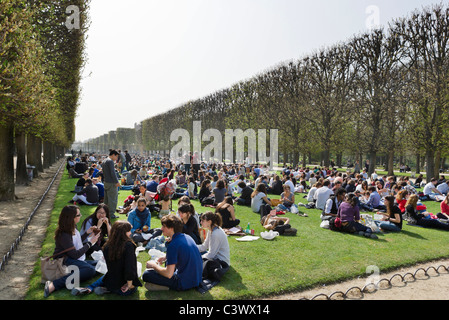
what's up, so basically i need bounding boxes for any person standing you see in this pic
[102,150,120,219]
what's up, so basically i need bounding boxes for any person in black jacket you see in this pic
[235,181,253,206]
[44,205,101,298]
[71,220,142,296]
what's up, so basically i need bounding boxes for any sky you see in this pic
[74,0,441,142]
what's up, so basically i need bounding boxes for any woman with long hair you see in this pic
[251,183,272,218]
[80,203,112,255]
[215,196,240,229]
[374,195,402,232]
[197,211,230,281]
[44,205,101,298]
[405,194,449,231]
[71,221,142,296]
[178,203,201,244]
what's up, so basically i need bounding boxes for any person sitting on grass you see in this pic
[178,203,201,245]
[278,185,299,213]
[337,193,378,239]
[439,194,449,220]
[374,195,402,232]
[235,181,253,206]
[127,198,158,244]
[197,211,231,281]
[70,178,99,206]
[44,205,101,298]
[422,178,444,201]
[80,203,112,256]
[251,183,272,219]
[215,196,240,229]
[142,215,203,291]
[71,221,142,296]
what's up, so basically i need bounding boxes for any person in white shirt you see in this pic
[307,182,321,203]
[283,176,295,195]
[423,178,443,200]
[314,180,334,210]
[197,211,230,281]
[437,181,449,195]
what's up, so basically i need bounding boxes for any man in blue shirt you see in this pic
[366,186,386,211]
[146,175,159,193]
[143,215,203,291]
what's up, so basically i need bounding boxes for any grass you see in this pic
[25,171,449,300]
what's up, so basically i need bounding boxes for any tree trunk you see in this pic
[43,140,52,169]
[27,135,42,178]
[369,151,377,176]
[388,149,394,176]
[425,149,435,183]
[434,150,441,179]
[0,124,16,201]
[15,131,28,185]
[416,153,420,174]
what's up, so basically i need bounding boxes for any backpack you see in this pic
[328,216,342,232]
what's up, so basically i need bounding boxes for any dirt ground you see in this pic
[1,162,449,301]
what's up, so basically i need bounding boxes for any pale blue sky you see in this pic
[75,0,440,142]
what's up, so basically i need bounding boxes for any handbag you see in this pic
[40,246,75,284]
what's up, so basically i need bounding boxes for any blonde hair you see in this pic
[405,194,418,209]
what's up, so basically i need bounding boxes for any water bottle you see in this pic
[245,222,251,234]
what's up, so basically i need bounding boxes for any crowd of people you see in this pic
[44,150,449,298]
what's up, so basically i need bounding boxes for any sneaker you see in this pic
[71,287,91,296]
[111,214,120,219]
[145,282,169,291]
[93,286,110,295]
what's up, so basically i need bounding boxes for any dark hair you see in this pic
[161,214,183,233]
[346,193,358,207]
[103,221,134,261]
[55,205,79,239]
[109,149,119,156]
[384,195,395,216]
[238,181,246,189]
[335,188,347,197]
[178,203,195,216]
[200,211,222,228]
[81,203,110,235]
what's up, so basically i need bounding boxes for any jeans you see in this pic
[53,258,97,291]
[374,220,401,232]
[87,275,138,296]
[142,269,182,290]
[342,221,372,234]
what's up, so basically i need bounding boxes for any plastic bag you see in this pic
[91,250,108,274]
[290,205,299,214]
[148,248,166,261]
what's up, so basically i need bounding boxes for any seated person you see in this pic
[142,215,203,291]
[422,178,443,201]
[71,178,99,205]
[235,181,253,206]
[197,211,231,281]
[127,198,159,243]
[215,196,240,229]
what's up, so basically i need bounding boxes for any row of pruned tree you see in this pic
[84,3,449,182]
[0,0,90,200]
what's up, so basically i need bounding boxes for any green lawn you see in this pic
[25,172,449,300]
